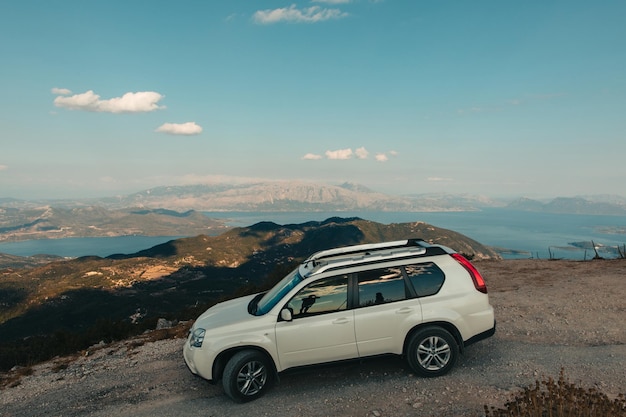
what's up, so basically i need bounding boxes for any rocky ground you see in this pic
[1,259,625,417]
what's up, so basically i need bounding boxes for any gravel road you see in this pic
[1,259,625,417]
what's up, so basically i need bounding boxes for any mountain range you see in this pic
[2,181,504,212]
[2,181,625,235]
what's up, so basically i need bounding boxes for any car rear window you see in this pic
[404,262,445,297]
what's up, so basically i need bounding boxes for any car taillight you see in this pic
[451,253,488,294]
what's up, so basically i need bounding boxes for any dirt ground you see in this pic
[1,259,625,417]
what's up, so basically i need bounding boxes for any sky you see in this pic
[1,0,625,200]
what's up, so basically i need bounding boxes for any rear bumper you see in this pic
[464,320,496,347]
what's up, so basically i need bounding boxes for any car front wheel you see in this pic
[407,326,459,377]
[222,350,273,402]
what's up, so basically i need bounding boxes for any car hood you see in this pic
[194,293,260,330]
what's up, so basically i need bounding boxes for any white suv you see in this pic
[183,239,495,402]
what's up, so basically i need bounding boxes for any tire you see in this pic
[222,350,273,403]
[406,326,459,377]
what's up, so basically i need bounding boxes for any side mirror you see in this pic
[280,308,293,322]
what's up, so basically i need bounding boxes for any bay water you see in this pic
[1,209,625,260]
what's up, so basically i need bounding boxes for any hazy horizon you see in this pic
[1,178,625,203]
[2,1,625,200]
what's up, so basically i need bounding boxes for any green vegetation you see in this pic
[485,369,626,417]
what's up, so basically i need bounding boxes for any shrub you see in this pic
[484,368,625,417]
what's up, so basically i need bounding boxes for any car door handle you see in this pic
[332,317,351,324]
[395,307,413,314]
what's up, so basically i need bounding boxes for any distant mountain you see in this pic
[506,197,546,212]
[3,181,625,216]
[0,253,63,269]
[0,206,226,242]
[92,181,503,212]
[0,217,498,370]
[507,196,626,215]
[99,182,415,211]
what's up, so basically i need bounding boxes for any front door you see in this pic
[274,274,357,370]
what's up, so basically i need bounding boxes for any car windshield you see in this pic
[254,267,303,316]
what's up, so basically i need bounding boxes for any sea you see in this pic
[1,209,625,260]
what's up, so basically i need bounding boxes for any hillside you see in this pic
[0,217,497,371]
[0,206,227,242]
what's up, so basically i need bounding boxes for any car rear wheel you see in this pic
[407,326,458,377]
[222,350,272,402]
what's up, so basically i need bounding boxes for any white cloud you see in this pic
[51,87,72,95]
[253,4,348,24]
[0,164,8,171]
[326,148,353,160]
[313,0,351,3]
[302,153,323,160]
[355,147,369,159]
[375,153,388,162]
[155,122,203,136]
[389,150,398,157]
[428,177,453,182]
[53,90,165,113]
[457,106,485,115]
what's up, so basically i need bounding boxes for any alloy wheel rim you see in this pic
[236,360,267,396]
[416,335,451,371]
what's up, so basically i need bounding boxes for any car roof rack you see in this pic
[299,239,437,278]
[304,239,430,263]
[304,239,428,264]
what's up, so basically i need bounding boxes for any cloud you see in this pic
[253,4,348,24]
[457,106,485,115]
[0,164,8,171]
[155,122,203,136]
[355,147,369,159]
[51,87,72,95]
[312,0,351,3]
[305,147,394,162]
[325,148,353,160]
[53,90,165,113]
[428,177,453,182]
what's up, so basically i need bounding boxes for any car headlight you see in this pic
[189,328,206,348]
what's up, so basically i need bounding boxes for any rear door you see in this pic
[353,265,422,356]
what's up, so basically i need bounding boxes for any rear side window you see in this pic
[357,267,407,307]
[404,262,445,297]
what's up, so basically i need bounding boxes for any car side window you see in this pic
[357,267,407,307]
[287,274,349,318]
[404,262,445,297]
